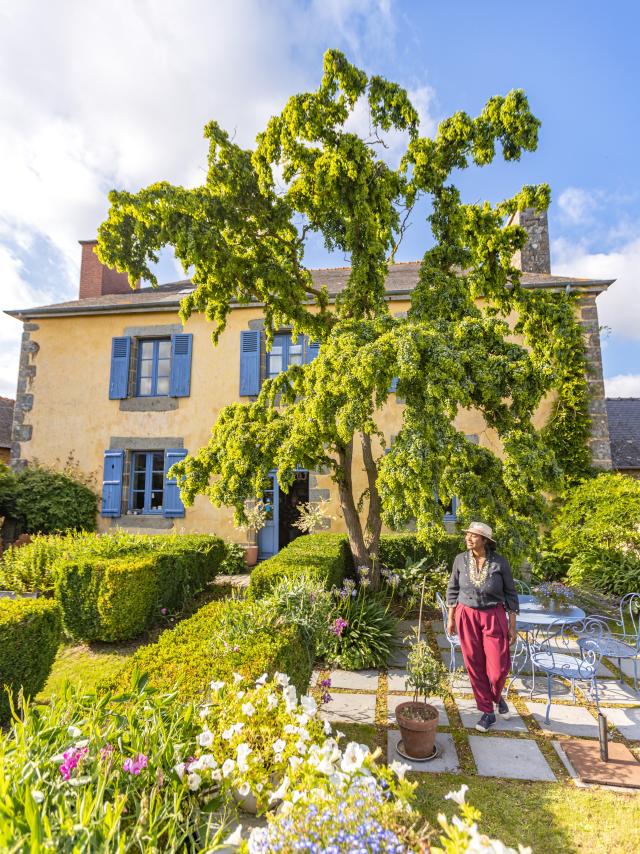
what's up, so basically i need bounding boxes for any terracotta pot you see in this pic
[244,544,259,568]
[395,701,439,759]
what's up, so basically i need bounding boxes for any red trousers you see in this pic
[456,604,511,713]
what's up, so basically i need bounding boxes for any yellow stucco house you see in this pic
[5,210,614,557]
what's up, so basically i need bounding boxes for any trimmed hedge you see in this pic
[112,598,311,699]
[55,535,226,642]
[0,597,62,721]
[378,532,462,570]
[249,533,351,598]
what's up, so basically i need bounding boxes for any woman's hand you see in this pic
[508,613,518,646]
[447,607,456,638]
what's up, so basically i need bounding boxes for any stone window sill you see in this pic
[119,397,179,412]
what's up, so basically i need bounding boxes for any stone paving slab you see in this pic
[449,671,473,693]
[431,619,444,633]
[387,668,410,692]
[320,691,376,724]
[435,633,452,649]
[603,706,640,741]
[587,680,640,705]
[468,735,557,781]
[387,730,460,773]
[506,676,573,698]
[525,701,599,738]
[387,694,449,726]
[389,647,409,668]
[616,658,639,682]
[328,669,378,691]
[456,698,527,732]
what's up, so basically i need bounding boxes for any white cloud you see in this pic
[605,374,640,398]
[0,0,430,399]
[553,235,640,341]
[558,187,597,225]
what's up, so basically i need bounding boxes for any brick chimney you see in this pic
[512,208,551,274]
[78,240,139,299]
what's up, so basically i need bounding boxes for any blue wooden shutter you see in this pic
[169,333,193,397]
[109,337,131,399]
[389,377,399,393]
[101,449,124,517]
[239,330,260,395]
[305,337,320,363]
[164,448,188,517]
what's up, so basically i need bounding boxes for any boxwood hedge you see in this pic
[249,533,351,597]
[0,597,62,721]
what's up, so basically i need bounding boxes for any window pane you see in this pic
[151,490,163,510]
[289,337,303,367]
[133,453,146,473]
[268,354,283,377]
[152,452,164,472]
[157,358,170,377]
[158,340,171,359]
[152,473,164,491]
[140,341,154,359]
[134,471,146,491]
[132,491,145,511]
[139,360,153,379]
[139,377,152,396]
[156,376,170,396]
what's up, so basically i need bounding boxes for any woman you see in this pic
[446,522,519,731]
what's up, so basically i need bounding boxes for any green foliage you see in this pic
[98,49,587,569]
[260,576,333,666]
[406,631,448,703]
[113,597,311,700]
[54,534,226,641]
[379,533,461,571]
[320,582,397,670]
[219,540,247,575]
[567,549,640,597]
[249,533,351,597]
[0,532,82,593]
[0,462,16,518]
[0,597,61,721]
[12,464,98,534]
[0,682,227,851]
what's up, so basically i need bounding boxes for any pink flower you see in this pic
[330,617,349,637]
[160,607,168,615]
[99,744,114,763]
[59,747,89,781]
[123,753,148,775]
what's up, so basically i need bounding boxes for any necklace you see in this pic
[468,550,490,588]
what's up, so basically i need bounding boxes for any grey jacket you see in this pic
[446,551,520,613]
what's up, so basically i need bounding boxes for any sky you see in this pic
[0,0,639,398]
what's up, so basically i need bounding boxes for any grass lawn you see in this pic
[413,773,640,854]
[37,641,141,701]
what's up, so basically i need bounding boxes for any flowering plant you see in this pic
[292,499,334,533]
[533,581,575,608]
[237,500,268,544]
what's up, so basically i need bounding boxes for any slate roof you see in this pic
[606,398,640,471]
[4,262,614,320]
[0,397,14,450]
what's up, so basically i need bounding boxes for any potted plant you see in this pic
[237,499,268,568]
[395,572,448,759]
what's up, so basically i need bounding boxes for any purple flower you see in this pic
[59,747,88,781]
[321,691,333,704]
[320,678,332,689]
[330,617,349,638]
[160,607,168,615]
[99,744,114,763]
[123,753,148,775]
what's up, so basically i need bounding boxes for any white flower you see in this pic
[189,758,203,772]
[236,690,246,699]
[31,790,45,804]
[255,782,264,792]
[233,672,244,684]
[199,705,211,719]
[323,720,332,735]
[284,724,298,734]
[340,742,368,773]
[197,728,214,748]
[336,730,345,741]
[224,825,244,847]
[275,672,290,687]
[268,775,290,803]
[248,827,269,852]
[295,740,307,755]
[222,758,235,778]
[291,789,304,803]
[256,672,269,685]
[236,743,252,771]
[211,768,222,782]
[199,754,218,770]
[272,738,286,755]
[315,757,335,775]
[67,726,81,739]
[288,756,303,770]
[187,772,202,791]
[279,800,293,816]
[221,727,233,740]
[296,713,309,726]
[222,722,245,740]
[236,781,251,797]
[74,739,89,749]
[242,702,256,717]
[266,693,278,709]
[283,685,297,711]
[300,695,318,717]
[297,727,311,742]
[210,680,225,693]
[445,783,469,806]
[174,762,186,780]
[390,760,412,780]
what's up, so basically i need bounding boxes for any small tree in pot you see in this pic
[237,500,268,567]
[395,569,449,759]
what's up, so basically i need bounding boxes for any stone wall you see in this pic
[577,294,612,470]
[10,322,38,471]
[512,209,551,274]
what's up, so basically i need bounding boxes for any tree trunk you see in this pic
[336,440,371,575]
[361,431,383,589]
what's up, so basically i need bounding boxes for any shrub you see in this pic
[567,548,640,597]
[319,578,397,670]
[379,532,461,572]
[0,532,82,593]
[55,535,226,642]
[13,465,98,534]
[218,541,246,575]
[0,597,62,721]
[112,597,311,699]
[249,533,351,597]
[0,462,16,519]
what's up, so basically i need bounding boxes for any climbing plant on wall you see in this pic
[97,49,590,577]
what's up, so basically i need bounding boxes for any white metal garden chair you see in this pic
[436,592,461,672]
[576,593,640,692]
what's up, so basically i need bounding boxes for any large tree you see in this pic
[98,50,584,576]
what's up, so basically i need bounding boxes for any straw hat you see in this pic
[463,522,495,544]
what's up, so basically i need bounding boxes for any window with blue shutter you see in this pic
[239,330,260,396]
[305,337,320,363]
[109,337,131,399]
[164,448,188,517]
[101,449,124,516]
[388,377,399,393]
[169,333,193,397]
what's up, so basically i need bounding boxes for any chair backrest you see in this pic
[532,617,606,676]
[514,579,531,595]
[436,592,450,631]
[619,593,640,650]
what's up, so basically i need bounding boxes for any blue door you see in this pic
[258,472,279,559]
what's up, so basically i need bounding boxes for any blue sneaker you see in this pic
[475,713,496,732]
[496,697,510,719]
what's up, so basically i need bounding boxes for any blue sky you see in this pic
[1,0,638,396]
